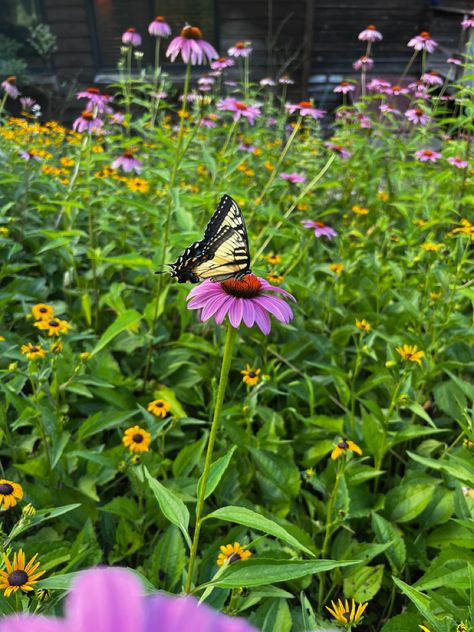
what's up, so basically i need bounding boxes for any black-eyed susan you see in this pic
[326,598,368,627]
[34,318,70,336]
[50,340,64,354]
[127,177,150,193]
[352,205,369,215]
[265,252,282,265]
[430,291,442,301]
[217,542,252,566]
[330,263,344,274]
[463,438,473,449]
[377,190,389,201]
[267,272,285,284]
[421,241,443,252]
[0,549,45,596]
[241,365,261,386]
[20,343,47,361]
[31,303,54,320]
[0,227,10,237]
[122,425,151,453]
[331,439,363,461]
[0,480,23,509]
[396,344,425,366]
[147,399,171,418]
[355,318,372,333]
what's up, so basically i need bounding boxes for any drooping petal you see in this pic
[242,301,256,327]
[66,568,146,632]
[214,296,234,325]
[0,616,65,632]
[201,294,229,321]
[253,303,272,334]
[228,298,244,327]
[255,295,293,324]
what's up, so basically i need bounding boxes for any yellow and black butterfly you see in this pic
[168,194,251,283]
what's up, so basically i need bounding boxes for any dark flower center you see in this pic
[235,102,248,110]
[338,440,349,449]
[340,81,349,86]
[315,221,326,228]
[423,150,433,156]
[132,433,144,443]
[30,346,40,352]
[181,25,203,39]
[299,101,312,108]
[367,25,376,29]
[123,151,134,158]
[127,28,137,33]
[49,320,59,327]
[82,111,93,119]
[420,31,430,38]
[392,85,401,90]
[248,371,256,378]
[155,16,165,21]
[155,402,163,407]
[8,570,28,586]
[7,76,16,83]
[217,57,226,62]
[87,87,100,94]
[235,42,245,49]
[228,553,241,564]
[39,307,47,313]
[222,274,262,298]
[0,483,14,495]
[415,109,423,116]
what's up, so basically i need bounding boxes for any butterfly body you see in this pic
[168,195,251,283]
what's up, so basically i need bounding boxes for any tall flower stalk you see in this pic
[185,324,237,592]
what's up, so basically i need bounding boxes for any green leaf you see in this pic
[392,577,440,630]
[151,525,185,591]
[204,505,315,557]
[343,564,385,602]
[197,446,236,500]
[172,431,208,477]
[386,483,435,523]
[90,309,142,357]
[371,513,406,573]
[78,409,139,440]
[201,558,357,588]
[8,504,81,542]
[144,467,191,549]
[261,598,292,632]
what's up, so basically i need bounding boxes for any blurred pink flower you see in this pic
[325,143,352,159]
[217,98,261,124]
[461,11,474,29]
[148,16,171,37]
[407,32,438,53]
[280,172,306,183]
[334,81,355,94]
[301,220,338,240]
[285,101,326,119]
[166,26,218,65]
[187,274,295,335]
[383,84,409,95]
[367,78,390,92]
[259,77,276,87]
[77,87,113,114]
[1,76,20,99]
[415,149,441,162]
[0,567,258,632]
[278,75,294,85]
[447,57,462,65]
[353,55,374,70]
[200,115,219,127]
[112,151,142,173]
[211,57,235,70]
[228,42,252,57]
[447,156,468,168]
[358,25,383,41]
[379,103,400,115]
[72,111,103,133]
[405,108,430,125]
[421,70,444,86]
[122,28,142,47]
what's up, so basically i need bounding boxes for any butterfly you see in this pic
[168,194,251,283]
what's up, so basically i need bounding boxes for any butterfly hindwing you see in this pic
[168,195,251,283]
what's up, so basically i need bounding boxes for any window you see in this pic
[92,0,217,69]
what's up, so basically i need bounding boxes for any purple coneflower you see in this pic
[301,220,338,240]
[334,81,355,94]
[0,567,257,632]
[357,114,372,128]
[187,274,295,335]
[200,115,219,127]
[405,108,430,125]
[239,143,257,153]
[228,42,252,57]
[325,143,352,159]
[367,78,390,92]
[19,151,41,162]
[148,16,171,37]
[122,28,142,47]
[383,84,409,95]
[280,172,306,184]
[421,70,443,86]
[109,112,125,125]
[198,75,215,88]
[353,55,374,71]
[217,98,261,125]
[379,103,400,115]
[286,100,326,119]
[1,76,20,99]
[408,80,429,98]
[72,110,103,133]
[211,57,234,70]
[407,31,438,53]
[278,75,294,85]
[358,25,383,41]
[77,87,113,114]
[415,149,441,162]
[112,150,142,173]
[19,96,36,110]
[461,11,474,29]
[447,57,462,65]
[447,156,468,168]
[259,77,276,87]
[266,116,278,126]
[166,25,218,65]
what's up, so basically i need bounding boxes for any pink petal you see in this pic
[242,301,256,327]
[253,303,272,334]
[228,298,244,327]
[201,294,228,321]
[214,296,234,324]
[0,616,65,632]
[256,295,293,323]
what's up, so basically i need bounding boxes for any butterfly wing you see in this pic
[168,195,251,283]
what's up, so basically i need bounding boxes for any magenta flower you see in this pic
[421,70,444,86]
[367,78,390,92]
[19,96,36,110]
[461,11,474,29]
[301,220,338,240]
[187,274,295,335]
[166,25,218,65]
[110,112,125,125]
[72,111,103,133]
[407,31,438,53]
[280,172,306,184]
[198,75,215,88]
[447,57,462,65]
[325,143,352,159]
[285,101,326,119]
[358,25,383,41]
[0,567,257,632]
[19,150,41,162]
[228,41,252,57]
[447,156,468,168]
[77,87,113,114]
[383,84,409,95]
[148,16,171,37]
[408,80,429,98]
[200,115,219,127]
[1,76,20,99]
[211,57,235,70]
[278,75,294,85]
[334,81,355,94]
[112,151,142,173]
[405,108,430,125]
[259,77,276,87]
[239,142,257,153]
[122,28,142,47]
[415,149,441,162]
[217,98,261,125]
[379,103,400,115]
[353,55,374,70]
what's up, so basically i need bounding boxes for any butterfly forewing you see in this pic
[168,195,251,283]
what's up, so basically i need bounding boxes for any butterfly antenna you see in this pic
[154,264,170,276]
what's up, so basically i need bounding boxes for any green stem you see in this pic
[185,324,237,593]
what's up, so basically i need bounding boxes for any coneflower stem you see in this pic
[185,324,237,593]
